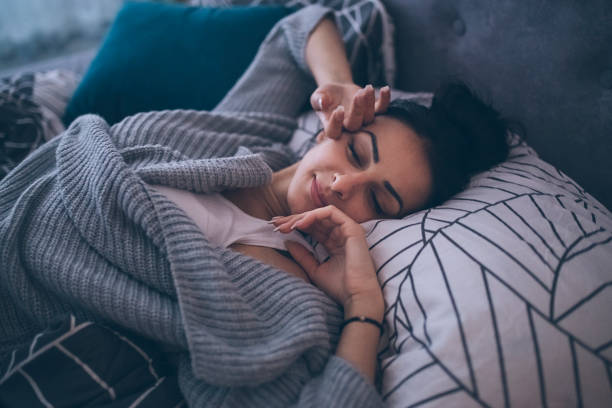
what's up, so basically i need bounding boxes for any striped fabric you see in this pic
[0,69,78,180]
[0,315,183,407]
[290,91,612,407]
[31,70,79,140]
[0,73,45,179]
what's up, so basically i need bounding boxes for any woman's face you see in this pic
[287,116,433,223]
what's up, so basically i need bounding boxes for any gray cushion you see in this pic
[383,0,612,210]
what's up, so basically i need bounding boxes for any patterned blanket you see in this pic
[0,70,78,179]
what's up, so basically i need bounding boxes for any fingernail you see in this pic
[383,85,390,91]
[336,105,344,113]
[317,96,323,110]
[367,84,373,90]
[290,222,298,230]
[273,226,281,232]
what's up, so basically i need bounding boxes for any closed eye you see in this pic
[371,192,383,214]
[348,142,361,166]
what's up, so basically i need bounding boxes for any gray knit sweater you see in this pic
[0,5,384,407]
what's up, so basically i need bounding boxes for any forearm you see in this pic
[335,293,385,384]
[292,294,386,407]
[305,16,354,86]
[214,6,331,116]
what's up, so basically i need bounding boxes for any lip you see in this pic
[311,176,328,208]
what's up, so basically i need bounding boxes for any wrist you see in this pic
[343,291,384,322]
[341,316,384,336]
[313,72,354,88]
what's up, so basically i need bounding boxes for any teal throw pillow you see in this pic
[63,2,292,126]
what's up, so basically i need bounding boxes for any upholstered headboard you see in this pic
[382,0,612,210]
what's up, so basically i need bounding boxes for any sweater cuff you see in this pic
[280,5,334,77]
[299,355,384,407]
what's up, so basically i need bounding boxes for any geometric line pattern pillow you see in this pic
[370,136,612,407]
[291,91,612,407]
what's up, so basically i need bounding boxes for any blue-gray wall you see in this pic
[0,0,125,72]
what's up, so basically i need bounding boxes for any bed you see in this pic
[1,0,611,406]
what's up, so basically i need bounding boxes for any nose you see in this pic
[331,172,368,200]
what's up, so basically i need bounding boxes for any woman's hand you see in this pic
[271,205,383,315]
[310,83,391,140]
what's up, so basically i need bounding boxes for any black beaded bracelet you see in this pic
[341,316,384,336]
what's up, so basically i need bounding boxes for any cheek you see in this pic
[343,202,374,224]
[306,141,344,163]
[291,143,339,183]
[286,161,313,214]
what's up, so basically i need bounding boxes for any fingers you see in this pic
[344,85,388,131]
[324,106,344,140]
[310,90,326,112]
[375,85,391,114]
[271,206,364,240]
[362,85,376,124]
[312,84,391,142]
[270,214,308,234]
[344,87,367,131]
[291,207,340,231]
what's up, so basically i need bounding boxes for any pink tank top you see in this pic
[150,184,313,252]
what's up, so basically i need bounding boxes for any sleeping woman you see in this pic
[0,4,510,407]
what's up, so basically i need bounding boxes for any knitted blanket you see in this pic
[0,5,387,405]
[0,109,386,406]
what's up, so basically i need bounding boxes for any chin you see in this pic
[286,196,306,215]
[287,174,317,215]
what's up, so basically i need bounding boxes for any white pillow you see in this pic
[291,91,612,407]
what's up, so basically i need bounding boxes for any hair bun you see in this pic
[430,81,509,174]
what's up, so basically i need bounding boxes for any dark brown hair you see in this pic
[384,81,511,209]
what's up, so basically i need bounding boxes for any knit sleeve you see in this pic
[292,356,384,407]
[213,5,332,118]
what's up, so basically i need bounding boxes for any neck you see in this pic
[223,162,298,220]
[267,162,298,217]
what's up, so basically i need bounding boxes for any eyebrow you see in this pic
[361,129,403,215]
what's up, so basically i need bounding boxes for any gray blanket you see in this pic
[0,5,386,406]
[0,108,377,406]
